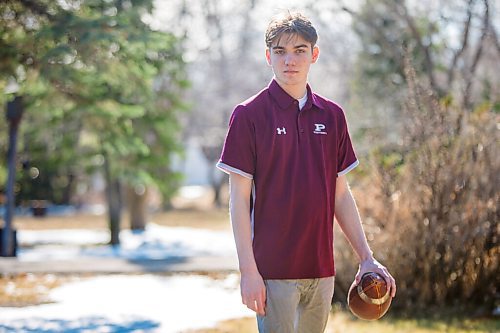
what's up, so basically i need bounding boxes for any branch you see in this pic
[470,0,490,75]
[447,0,474,89]
[463,0,491,109]
[340,5,356,16]
[341,4,406,75]
[393,0,440,94]
[489,22,500,54]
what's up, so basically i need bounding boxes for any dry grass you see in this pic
[184,317,257,333]
[0,273,78,307]
[189,311,500,333]
[13,213,109,230]
[11,184,230,231]
[152,209,230,231]
[12,208,231,231]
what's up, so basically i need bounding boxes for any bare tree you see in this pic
[154,0,268,206]
[343,0,499,110]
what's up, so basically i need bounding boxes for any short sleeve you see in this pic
[337,110,359,176]
[216,105,256,179]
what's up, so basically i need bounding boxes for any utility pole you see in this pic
[2,96,23,257]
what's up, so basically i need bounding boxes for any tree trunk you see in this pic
[127,185,147,231]
[212,177,223,208]
[62,173,75,205]
[103,155,122,245]
[207,163,226,208]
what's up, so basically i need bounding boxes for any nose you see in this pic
[284,54,295,66]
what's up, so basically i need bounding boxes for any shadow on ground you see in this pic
[0,316,160,332]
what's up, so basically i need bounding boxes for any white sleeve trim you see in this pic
[337,159,359,177]
[216,161,254,180]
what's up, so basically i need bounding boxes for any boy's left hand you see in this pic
[356,258,396,298]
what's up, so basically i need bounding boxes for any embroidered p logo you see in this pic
[313,123,327,135]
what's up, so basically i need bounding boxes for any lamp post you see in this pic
[2,96,23,257]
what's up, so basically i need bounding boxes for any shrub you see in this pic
[336,61,499,313]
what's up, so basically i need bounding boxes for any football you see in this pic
[347,272,392,320]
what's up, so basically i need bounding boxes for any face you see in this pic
[266,33,319,90]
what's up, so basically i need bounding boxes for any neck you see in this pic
[274,78,307,99]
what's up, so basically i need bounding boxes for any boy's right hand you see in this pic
[240,271,266,316]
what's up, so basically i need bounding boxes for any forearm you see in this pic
[335,175,397,295]
[228,173,266,314]
[335,176,373,263]
[229,175,259,275]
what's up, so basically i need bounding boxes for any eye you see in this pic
[296,49,306,54]
[274,50,284,55]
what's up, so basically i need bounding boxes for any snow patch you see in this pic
[0,274,253,333]
[17,224,236,261]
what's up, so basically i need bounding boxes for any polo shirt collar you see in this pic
[268,79,324,111]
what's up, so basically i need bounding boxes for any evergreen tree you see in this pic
[0,0,188,244]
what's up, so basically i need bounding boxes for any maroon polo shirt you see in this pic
[217,79,358,279]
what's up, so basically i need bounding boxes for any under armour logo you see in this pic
[277,127,287,135]
[313,123,327,135]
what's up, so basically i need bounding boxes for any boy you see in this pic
[217,11,396,333]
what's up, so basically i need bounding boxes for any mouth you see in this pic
[284,70,299,75]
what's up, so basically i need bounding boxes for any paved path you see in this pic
[0,256,238,274]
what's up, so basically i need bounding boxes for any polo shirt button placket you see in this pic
[295,100,305,136]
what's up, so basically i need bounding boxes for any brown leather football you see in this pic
[348,272,392,320]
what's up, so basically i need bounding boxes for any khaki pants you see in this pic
[257,277,335,333]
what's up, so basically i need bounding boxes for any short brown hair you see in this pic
[265,11,318,48]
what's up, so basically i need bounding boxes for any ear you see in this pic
[311,46,320,63]
[265,48,272,66]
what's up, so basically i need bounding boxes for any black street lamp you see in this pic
[1,96,23,257]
